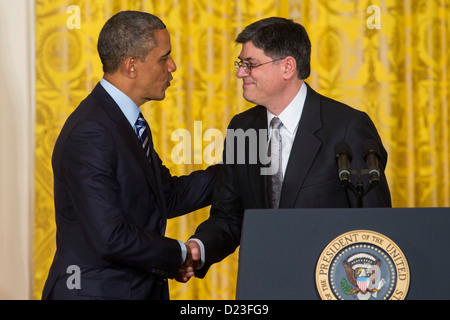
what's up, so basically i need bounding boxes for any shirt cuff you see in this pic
[178,240,187,265]
[187,238,205,269]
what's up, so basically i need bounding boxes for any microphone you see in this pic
[362,140,381,184]
[334,142,353,185]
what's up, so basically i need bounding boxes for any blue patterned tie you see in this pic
[268,117,283,208]
[135,112,151,162]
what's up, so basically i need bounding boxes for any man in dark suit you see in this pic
[179,17,391,279]
[41,11,218,300]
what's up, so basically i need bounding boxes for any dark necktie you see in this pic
[268,117,283,208]
[135,112,151,163]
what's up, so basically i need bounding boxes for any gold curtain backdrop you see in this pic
[33,0,450,300]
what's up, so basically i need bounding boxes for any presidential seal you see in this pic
[315,230,409,300]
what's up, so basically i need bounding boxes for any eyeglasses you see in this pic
[234,57,286,75]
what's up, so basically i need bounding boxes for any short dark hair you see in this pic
[235,17,311,80]
[97,11,166,73]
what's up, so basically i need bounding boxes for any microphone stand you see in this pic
[340,169,379,208]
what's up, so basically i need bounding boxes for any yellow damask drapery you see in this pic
[33,0,450,300]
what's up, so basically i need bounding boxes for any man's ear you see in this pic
[121,57,137,79]
[281,56,297,80]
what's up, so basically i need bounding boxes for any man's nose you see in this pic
[168,56,177,72]
[236,65,247,78]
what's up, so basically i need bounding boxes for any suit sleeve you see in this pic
[60,121,181,278]
[154,153,220,219]
[344,111,392,207]
[189,120,245,277]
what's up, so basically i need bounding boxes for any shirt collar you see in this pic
[267,82,307,133]
[100,78,141,128]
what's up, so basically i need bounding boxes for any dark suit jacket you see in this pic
[42,83,218,300]
[191,83,391,277]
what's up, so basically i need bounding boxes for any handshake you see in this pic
[175,241,202,283]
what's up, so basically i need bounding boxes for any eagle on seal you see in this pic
[342,252,383,297]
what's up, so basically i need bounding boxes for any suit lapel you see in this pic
[247,107,270,208]
[91,83,165,213]
[279,83,323,208]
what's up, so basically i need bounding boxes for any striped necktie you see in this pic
[135,112,151,162]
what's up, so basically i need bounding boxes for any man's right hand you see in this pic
[175,240,201,283]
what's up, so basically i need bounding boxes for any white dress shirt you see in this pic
[266,82,307,177]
